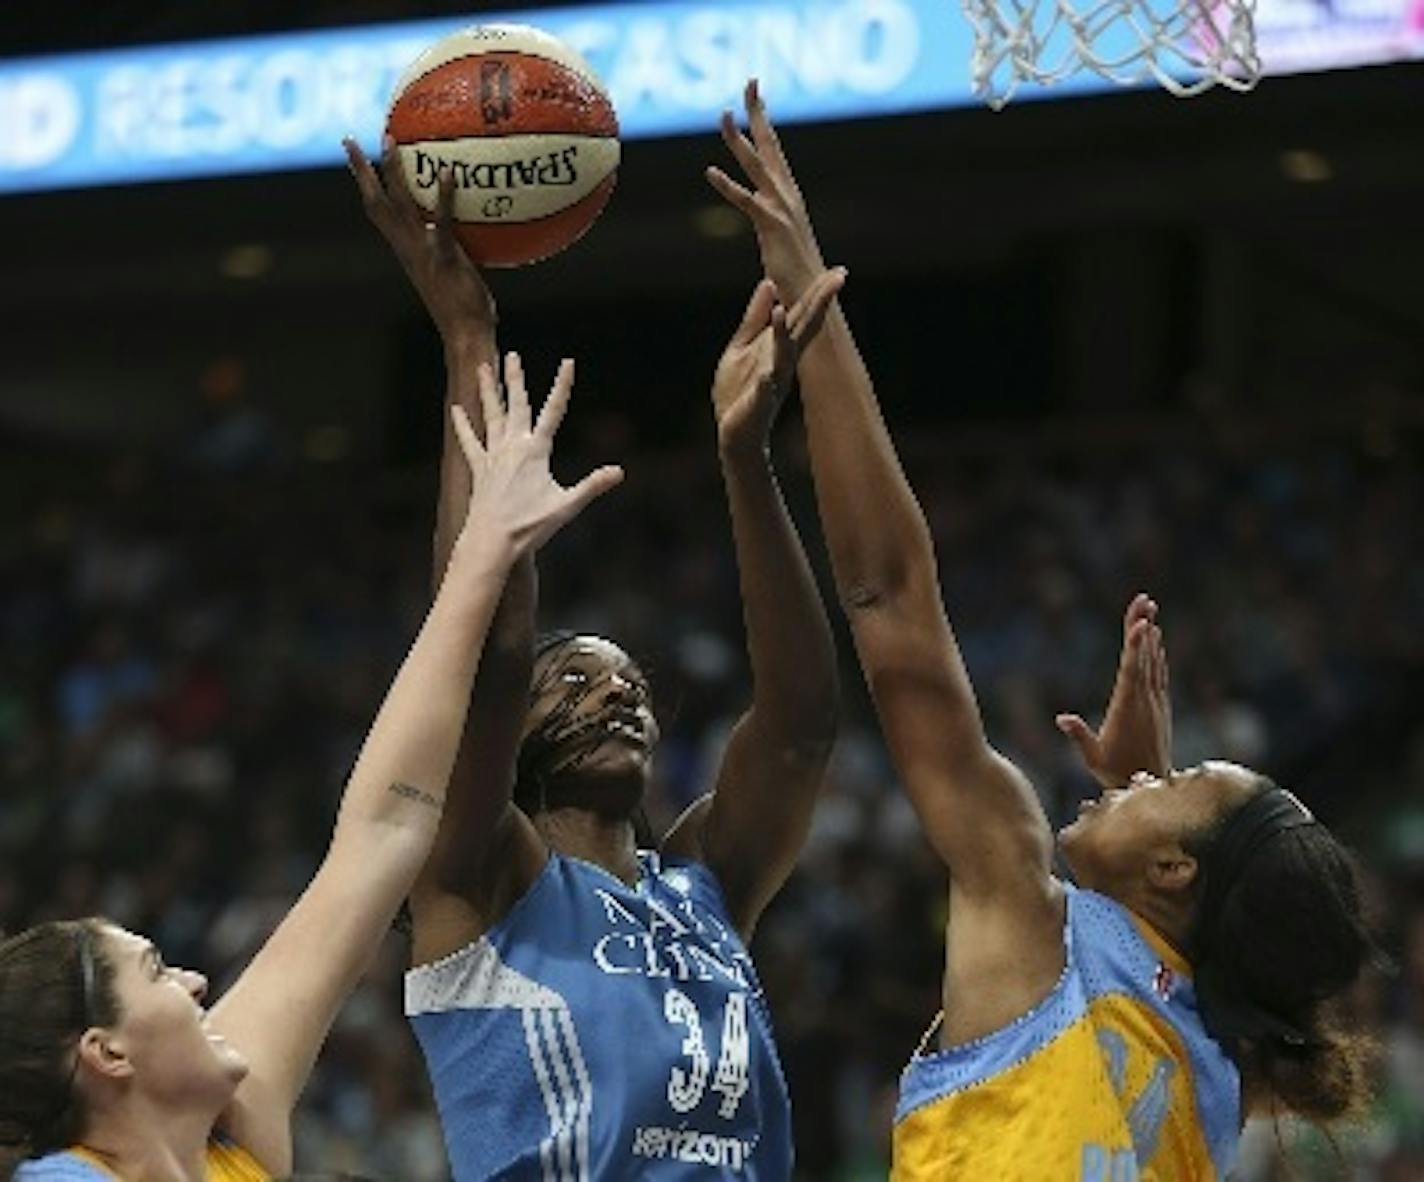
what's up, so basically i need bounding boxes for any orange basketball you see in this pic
[385,25,620,268]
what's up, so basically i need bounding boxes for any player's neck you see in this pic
[77,1099,212,1182]
[537,808,639,886]
[1122,888,1194,961]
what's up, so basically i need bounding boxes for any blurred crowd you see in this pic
[1,396,1420,1179]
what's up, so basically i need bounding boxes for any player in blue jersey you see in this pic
[708,82,1377,1178]
[0,353,619,1180]
[348,140,846,1179]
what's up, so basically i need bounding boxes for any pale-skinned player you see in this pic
[1,361,620,1181]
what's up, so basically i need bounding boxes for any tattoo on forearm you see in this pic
[388,782,442,810]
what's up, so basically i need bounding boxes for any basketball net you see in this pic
[960,0,1262,108]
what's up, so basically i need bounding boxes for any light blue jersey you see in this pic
[406,851,792,1181]
[10,1159,103,1181]
[895,884,1239,1179]
[14,1139,268,1180]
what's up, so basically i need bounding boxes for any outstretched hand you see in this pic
[713,270,847,455]
[450,353,622,560]
[705,79,826,305]
[343,136,496,341]
[1056,593,1172,787]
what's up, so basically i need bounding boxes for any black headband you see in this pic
[1193,784,1319,1048]
[1198,785,1317,925]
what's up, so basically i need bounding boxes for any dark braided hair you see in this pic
[392,632,657,938]
[0,920,120,1177]
[513,630,580,816]
[516,632,656,848]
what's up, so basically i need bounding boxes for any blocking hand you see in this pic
[452,353,622,558]
[1056,594,1172,787]
[712,270,848,456]
[706,79,827,306]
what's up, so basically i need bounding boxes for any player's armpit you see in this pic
[660,709,834,940]
[409,802,547,964]
[939,875,1068,1047]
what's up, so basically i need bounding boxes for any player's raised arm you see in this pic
[707,84,1055,908]
[206,363,621,1174]
[346,139,545,958]
[662,272,844,937]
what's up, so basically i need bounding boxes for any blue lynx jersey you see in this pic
[895,884,1241,1180]
[406,851,792,1181]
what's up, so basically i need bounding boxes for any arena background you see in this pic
[2,2,1421,1177]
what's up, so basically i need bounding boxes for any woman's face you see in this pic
[1058,761,1259,895]
[521,637,660,799]
[90,925,247,1109]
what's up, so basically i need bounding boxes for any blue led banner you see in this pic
[0,1,975,194]
[1,0,1420,194]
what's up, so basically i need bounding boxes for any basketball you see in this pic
[385,24,620,268]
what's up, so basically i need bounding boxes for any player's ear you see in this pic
[1147,846,1198,894]
[78,1026,135,1081]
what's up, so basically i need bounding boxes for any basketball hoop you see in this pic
[960,0,1262,108]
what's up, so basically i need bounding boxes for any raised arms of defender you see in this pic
[708,83,1172,1040]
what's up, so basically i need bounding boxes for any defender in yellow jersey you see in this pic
[0,360,620,1178]
[707,82,1378,1182]
[896,882,1238,1179]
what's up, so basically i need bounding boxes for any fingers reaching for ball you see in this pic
[342,132,498,337]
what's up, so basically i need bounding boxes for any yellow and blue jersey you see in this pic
[15,1138,269,1180]
[894,883,1240,1181]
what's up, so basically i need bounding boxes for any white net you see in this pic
[961,0,1263,107]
